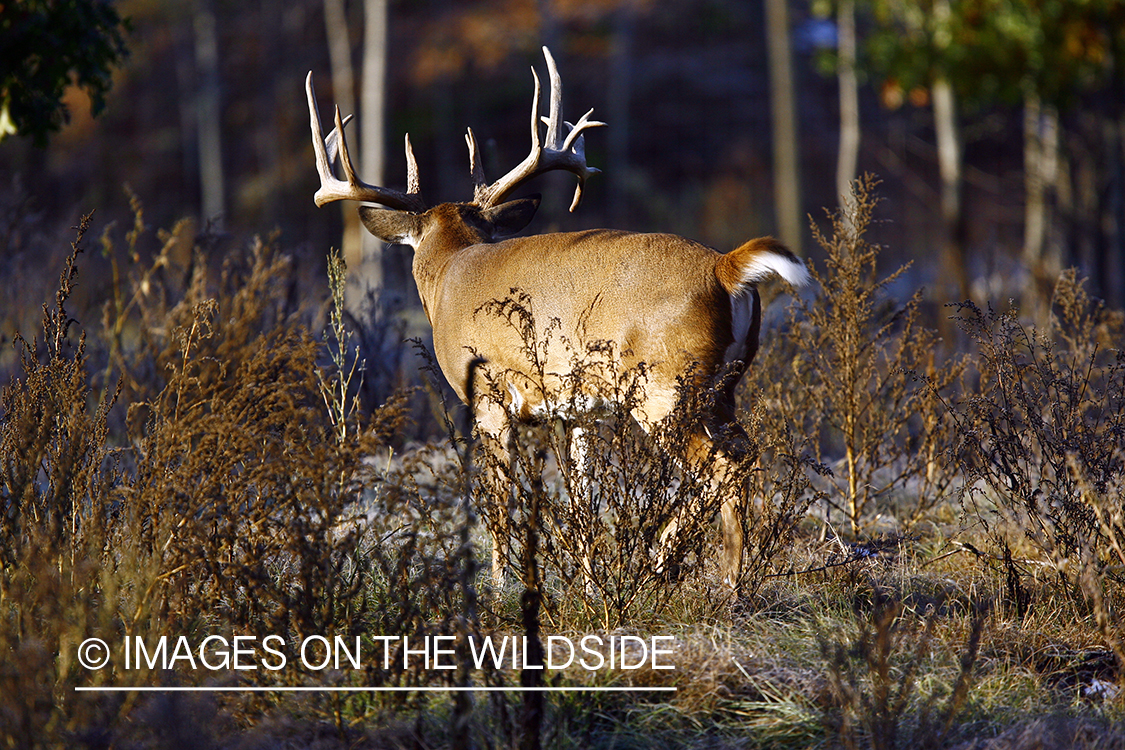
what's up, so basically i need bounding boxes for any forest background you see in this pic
[4,0,1124,373]
[3,1,1125,748]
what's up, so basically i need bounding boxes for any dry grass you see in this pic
[1,179,1123,747]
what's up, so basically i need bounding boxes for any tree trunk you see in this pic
[932,75,967,302]
[1105,107,1125,309]
[258,0,283,223]
[764,0,802,255]
[351,0,389,317]
[836,0,860,219]
[193,0,225,230]
[1022,92,1062,322]
[174,23,197,205]
[931,0,967,307]
[322,0,363,265]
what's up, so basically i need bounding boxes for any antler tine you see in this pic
[333,105,360,187]
[470,47,605,212]
[405,134,421,195]
[466,128,488,201]
[541,105,606,211]
[306,72,426,212]
[324,113,353,165]
[543,47,563,148]
[528,66,544,154]
[307,72,338,203]
[561,109,603,153]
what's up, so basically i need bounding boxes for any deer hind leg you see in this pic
[716,409,759,588]
[652,413,752,590]
[715,443,747,589]
[476,401,516,590]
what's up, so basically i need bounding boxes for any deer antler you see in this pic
[306,72,427,212]
[468,47,605,212]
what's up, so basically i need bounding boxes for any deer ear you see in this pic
[481,195,541,237]
[358,206,423,246]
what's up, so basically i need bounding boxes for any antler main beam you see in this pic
[469,47,606,212]
[306,72,427,212]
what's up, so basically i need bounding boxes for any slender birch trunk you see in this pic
[765,0,802,255]
[932,75,967,301]
[352,0,388,315]
[194,0,225,230]
[1022,92,1062,322]
[322,0,363,266]
[836,0,860,221]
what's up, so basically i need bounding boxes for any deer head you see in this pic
[307,47,601,237]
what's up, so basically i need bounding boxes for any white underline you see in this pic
[75,686,676,693]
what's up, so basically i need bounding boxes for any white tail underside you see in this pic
[739,251,811,289]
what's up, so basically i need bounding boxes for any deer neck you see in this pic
[410,215,484,325]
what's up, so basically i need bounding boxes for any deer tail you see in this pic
[715,237,810,296]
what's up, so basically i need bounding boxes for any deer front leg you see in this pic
[566,424,598,597]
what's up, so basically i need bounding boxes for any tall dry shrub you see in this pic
[0,216,123,746]
[301,254,486,711]
[95,226,408,654]
[1,215,420,745]
[750,175,962,536]
[470,292,814,628]
[951,271,1124,647]
[468,299,707,628]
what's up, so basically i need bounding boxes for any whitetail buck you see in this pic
[306,47,808,588]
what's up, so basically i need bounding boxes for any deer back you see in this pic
[422,227,744,418]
